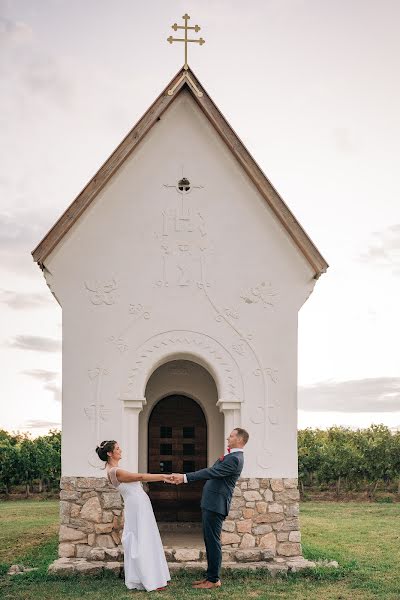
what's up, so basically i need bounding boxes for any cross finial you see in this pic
[167,13,205,70]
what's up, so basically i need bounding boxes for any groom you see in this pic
[172,427,249,589]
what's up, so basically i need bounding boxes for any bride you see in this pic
[96,440,173,592]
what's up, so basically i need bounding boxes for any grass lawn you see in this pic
[0,500,399,599]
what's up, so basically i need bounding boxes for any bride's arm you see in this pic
[113,469,172,483]
[142,473,173,483]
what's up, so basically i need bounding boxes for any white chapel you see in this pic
[33,55,327,569]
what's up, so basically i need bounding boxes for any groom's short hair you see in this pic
[234,428,249,444]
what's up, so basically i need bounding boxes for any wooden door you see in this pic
[148,395,207,521]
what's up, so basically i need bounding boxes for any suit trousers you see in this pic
[201,508,225,583]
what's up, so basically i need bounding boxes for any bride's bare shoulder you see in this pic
[106,466,120,487]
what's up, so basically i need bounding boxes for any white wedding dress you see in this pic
[107,467,170,591]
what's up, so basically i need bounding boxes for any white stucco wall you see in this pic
[43,89,316,478]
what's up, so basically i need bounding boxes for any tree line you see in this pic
[298,425,400,497]
[0,429,61,496]
[0,425,399,498]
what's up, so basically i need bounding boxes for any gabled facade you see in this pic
[35,67,327,571]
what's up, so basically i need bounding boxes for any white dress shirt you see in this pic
[183,448,244,483]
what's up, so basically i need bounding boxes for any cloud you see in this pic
[0,289,51,309]
[44,382,62,403]
[0,209,57,278]
[360,225,400,274]
[22,369,58,382]
[0,211,48,251]
[22,369,61,403]
[299,377,400,413]
[7,335,61,353]
[0,16,72,106]
[24,419,61,430]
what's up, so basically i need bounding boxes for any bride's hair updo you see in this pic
[95,440,117,462]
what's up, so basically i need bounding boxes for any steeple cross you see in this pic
[167,13,205,70]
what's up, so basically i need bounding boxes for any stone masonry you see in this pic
[48,476,315,575]
[221,477,302,559]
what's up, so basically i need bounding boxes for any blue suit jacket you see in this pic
[186,451,244,516]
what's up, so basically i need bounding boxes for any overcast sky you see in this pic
[1,0,399,437]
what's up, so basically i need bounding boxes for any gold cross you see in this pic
[167,13,205,70]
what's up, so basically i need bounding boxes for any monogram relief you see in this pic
[155,179,212,288]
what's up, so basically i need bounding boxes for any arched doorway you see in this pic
[148,395,207,521]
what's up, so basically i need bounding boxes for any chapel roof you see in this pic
[32,66,328,278]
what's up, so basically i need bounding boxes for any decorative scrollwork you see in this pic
[128,304,151,320]
[123,330,243,402]
[265,368,279,383]
[250,406,264,425]
[85,367,110,449]
[232,342,246,356]
[107,336,128,353]
[224,307,240,320]
[240,281,278,309]
[88,367,109,380]
[84,279,117,305]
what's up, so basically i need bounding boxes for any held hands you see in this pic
[171,473,184,485]
[162,474,175,484]
[162,473,184,485]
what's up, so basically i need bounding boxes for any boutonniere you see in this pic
[219,455,225,461]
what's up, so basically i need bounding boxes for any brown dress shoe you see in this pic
[193,580,222,589]
[193,579,208,585]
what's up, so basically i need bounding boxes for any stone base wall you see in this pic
[222,477,301,560]
[58,477,124,560]
[53,476,302,571]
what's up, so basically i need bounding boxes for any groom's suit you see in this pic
[185,449,244,583]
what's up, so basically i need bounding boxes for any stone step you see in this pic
[165,547,282,563]
[49,556,319,576]
[168,561,289,576]
[77,545,288,564]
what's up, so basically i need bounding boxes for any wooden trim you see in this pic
[32,67,328,276]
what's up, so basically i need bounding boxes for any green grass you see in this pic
[0,500,59,565]
[0,500,399,599]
